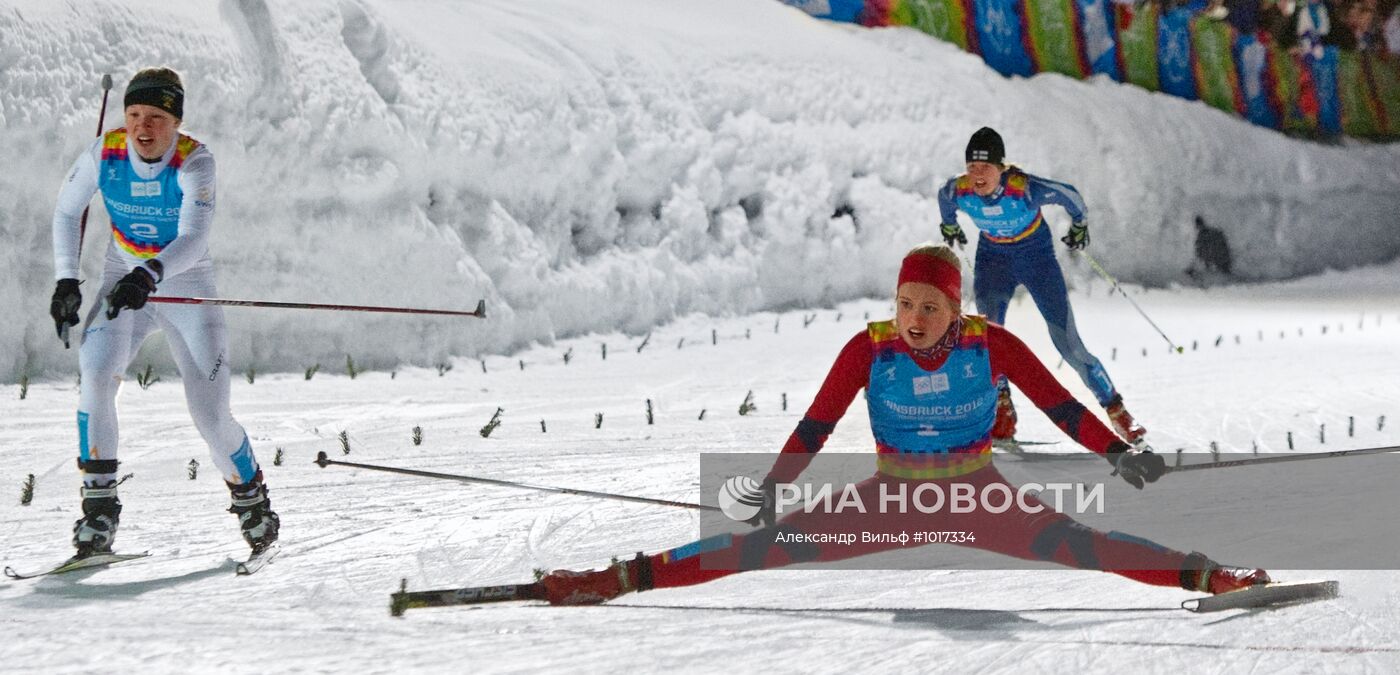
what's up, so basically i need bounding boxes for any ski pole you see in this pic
[61,74,114,349]
[1077,251,1183,354]
[314,452,719,512]
[78,73,113,249]
[1165,444,1399,474]
[148,296,486,318]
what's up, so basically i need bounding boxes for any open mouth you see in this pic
[906,327,926,341]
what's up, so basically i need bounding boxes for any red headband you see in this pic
[898,253,961,304]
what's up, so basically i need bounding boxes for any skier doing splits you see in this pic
[539,245,1269,605]
[49,68,279,559]
[937,127,1145,445]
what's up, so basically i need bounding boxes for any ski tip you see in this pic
[1316,579,1341,598]
[1181,580,1339,613]
[474,299,486,318]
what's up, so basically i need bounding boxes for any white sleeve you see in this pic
[148,146,216,280]
[51,140,102,280]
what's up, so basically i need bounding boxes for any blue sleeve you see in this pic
[936,177,961,225]
[1025,173,1087,222]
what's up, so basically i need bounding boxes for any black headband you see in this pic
[124,78,184,119]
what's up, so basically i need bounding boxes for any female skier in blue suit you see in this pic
[936,127,1144,445]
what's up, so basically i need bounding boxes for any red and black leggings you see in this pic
[649,464,1192,591]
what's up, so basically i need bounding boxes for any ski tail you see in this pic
[4,551,151,580]
[390,578,546,616]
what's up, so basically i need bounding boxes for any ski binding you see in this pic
[236,542,281,575]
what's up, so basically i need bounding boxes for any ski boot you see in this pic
[1105,395,1147,445]
[1182,552,1271,594]
[227,474,280,554]
[991,388,1017,441]
[72,482,122,559]
[541,552,653,606]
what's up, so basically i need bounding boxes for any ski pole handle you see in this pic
[79,74,114,249]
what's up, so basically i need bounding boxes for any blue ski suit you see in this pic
[937,168,1118,405]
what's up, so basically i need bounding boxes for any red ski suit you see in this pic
[648,317,1194,591]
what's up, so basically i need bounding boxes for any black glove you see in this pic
[743,477,778,529]
[940,223,968,249]
[1061,221,1090,250]
[51,278,82,347]
[1108,442,1166,489]
[105,268,157,319]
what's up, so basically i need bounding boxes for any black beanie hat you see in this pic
[124,69,184,119]
[965,127,1004,164]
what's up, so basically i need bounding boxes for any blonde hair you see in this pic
[904,243,961,272]
[130,67,183,89]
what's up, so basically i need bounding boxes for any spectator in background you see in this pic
[1226,0,1261,31]
[1295,0,1332,58]
[1262,0,1301,48]
[1192,216,1233,277]
[1343,0,1381,50]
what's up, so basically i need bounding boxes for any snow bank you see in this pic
[2,0,1397,382]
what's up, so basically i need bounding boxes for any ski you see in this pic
[235,542,281,576]
[3,551,151,580]
[993,439,1058,450]
[390,578,546,616]
[1181,580,1339,613]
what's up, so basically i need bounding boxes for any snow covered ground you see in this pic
[3,271,1399,673]
[4,0,1400,382]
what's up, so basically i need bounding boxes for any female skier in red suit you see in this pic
[541,244,1268,605]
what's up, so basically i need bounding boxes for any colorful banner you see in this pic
[1234,34,1280,129]
[892,0,975,50]
[1311,46,1341,136]
[783,0,866,22]
[1337,51,1381,137]
[785,0,1393,138]
[1115,3,1159,90]
[1191,17,1242,115]
[1076,0,1119,80]
[1157,8,1197,100]
[973,0,1035,77]
[859,0,897,25]
[1023,0,1088,77]
[1266,42,1309,133]
[1367,55,1400,136]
